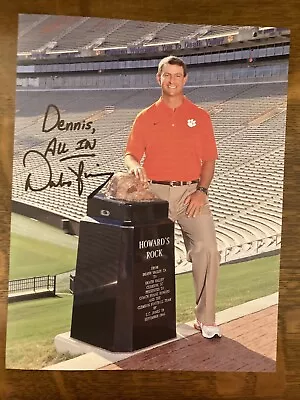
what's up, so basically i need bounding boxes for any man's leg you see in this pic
[149,183,220,326]
[177,200,220,326]
[148,183,175,220]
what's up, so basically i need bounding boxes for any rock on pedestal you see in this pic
[70,173,176,352]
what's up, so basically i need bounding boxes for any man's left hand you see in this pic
[184,190,207,218]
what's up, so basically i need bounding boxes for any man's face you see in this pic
[156,63,188,97]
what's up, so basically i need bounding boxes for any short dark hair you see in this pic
[157,55,187,77]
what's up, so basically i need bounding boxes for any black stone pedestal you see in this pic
[70,194,176,352]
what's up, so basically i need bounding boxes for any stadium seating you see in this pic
[18,15,84,53]
[12,79,287,268]
[17,14,254,54]
[54,18,126,51]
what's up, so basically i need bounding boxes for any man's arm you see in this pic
[124,154,148,184]
[198,159,215,190]
[184,160,216,218]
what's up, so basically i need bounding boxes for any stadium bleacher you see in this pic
[12,80,287,267]
[13,15,289,268]
[17,15,253,53]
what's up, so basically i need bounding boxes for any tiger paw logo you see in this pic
[187,119,196,127]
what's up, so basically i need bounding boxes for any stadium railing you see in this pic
[8,275,57,297]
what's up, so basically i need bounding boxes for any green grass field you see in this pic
[9,213,78,279]
[6,213,280,369]
[9,233,77,279]
[6,295,74,369]
[176,255,280,322]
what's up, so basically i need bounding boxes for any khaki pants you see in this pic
[149,182,220,325]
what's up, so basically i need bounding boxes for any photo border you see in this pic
[0,2,299,399]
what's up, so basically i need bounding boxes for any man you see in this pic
[124,55,221,339]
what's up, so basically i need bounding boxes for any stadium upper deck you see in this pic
[17,14,241,54]
[17,14,289,62]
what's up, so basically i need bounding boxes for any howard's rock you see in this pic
[105,172,158,202]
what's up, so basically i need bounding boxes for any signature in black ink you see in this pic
[23,150,111,196]
[23,103,111,197]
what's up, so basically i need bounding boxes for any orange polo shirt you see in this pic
[125,96,218,181]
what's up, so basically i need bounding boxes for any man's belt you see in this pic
[149,179,199,186]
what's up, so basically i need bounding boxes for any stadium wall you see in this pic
[12,199,281,267]
[16,60,288,89]
[17,40,290,71]
[12,200,80,235]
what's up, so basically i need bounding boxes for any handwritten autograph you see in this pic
[23,150,108,196]
[23,104,113,197]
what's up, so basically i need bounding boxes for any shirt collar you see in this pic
[155,96,188,114]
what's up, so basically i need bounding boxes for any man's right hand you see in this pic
[129,165,148,185]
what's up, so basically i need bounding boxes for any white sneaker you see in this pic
[194,320,222,339]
